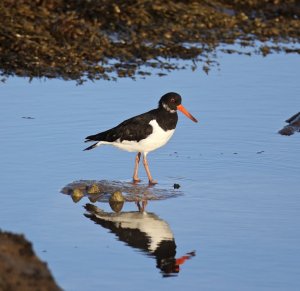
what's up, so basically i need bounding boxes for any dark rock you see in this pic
[0,230,61,291]
[278,112,300,136]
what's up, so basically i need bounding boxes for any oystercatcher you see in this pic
[84,92,198,184]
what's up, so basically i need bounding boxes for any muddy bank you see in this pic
[0,230,61,291]
[1,0,299,83]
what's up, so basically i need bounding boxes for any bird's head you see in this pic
[159,92,198,123]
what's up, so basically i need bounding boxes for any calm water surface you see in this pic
[1,53,300,291]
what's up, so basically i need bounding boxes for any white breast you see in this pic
[105,119,175,153]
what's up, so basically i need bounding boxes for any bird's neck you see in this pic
[155,107,178,131]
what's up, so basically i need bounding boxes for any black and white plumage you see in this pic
[84,92,198,184]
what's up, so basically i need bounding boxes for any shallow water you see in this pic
[1,53,300,290]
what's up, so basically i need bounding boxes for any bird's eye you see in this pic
[170,98,175,103]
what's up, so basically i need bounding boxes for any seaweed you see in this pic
[0,0,299,83]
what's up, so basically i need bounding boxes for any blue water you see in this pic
[1,53,300,290]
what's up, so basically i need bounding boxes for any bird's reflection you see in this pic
[84,201,195,277]
[61,179,194,276]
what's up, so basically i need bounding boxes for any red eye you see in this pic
[171,98,175,103]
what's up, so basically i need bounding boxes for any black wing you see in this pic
[85,109,156,143]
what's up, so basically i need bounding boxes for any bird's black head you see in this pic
[158,92,182,113]
[158,92,198,123]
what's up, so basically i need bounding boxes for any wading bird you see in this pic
[84,92,198,184]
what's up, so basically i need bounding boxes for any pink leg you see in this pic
[136,199,148,212]
[133,152,141,183]
[142,153,157,185]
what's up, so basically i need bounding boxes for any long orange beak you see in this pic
[177,104,198,123]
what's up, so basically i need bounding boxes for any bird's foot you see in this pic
[148,179,158,185]
[132,177,141,184]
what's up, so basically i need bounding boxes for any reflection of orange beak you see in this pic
[177,104,198,123]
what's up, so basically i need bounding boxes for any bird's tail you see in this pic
[83,142,99,151]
